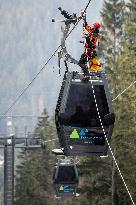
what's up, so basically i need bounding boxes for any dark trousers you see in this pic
[78,50,97,75]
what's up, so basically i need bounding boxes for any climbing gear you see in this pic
[88,57,101,72]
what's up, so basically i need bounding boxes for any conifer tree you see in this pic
[100,0,136,204]
[112,0,136,203]
[100,0,125,96]
[78,157,112,204]
[15,109,58,205]
[99,0,136,204]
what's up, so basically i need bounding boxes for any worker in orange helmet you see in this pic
[78,12,101,76]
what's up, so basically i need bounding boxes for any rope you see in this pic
[90,77,135,205]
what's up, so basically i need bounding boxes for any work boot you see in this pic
[82,76,90,82]
[78,62,90,82]
[78,62,90,76]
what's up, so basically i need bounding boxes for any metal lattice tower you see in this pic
[0,118,44,205]
[4,138,14,205]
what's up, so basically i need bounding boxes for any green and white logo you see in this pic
[70,129,80,139]
[59,185,64,191]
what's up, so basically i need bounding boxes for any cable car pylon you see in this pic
[0,118,45,205]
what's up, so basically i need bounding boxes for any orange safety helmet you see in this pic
[93,21,101,29]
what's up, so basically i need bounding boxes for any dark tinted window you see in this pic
[57,166,77,183]
[65,83,109,127]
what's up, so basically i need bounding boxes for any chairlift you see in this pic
[55,71,115,156]
[53,158,78,197]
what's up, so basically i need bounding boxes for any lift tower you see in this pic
[4,123,14,205]
[0,118,44,205]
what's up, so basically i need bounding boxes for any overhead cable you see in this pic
[0,0,92,121]
[112,80,136,102]
[90,78,135,205]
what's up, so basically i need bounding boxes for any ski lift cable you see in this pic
[0,46,60,121]
[90,78,135,205]
[0,0,92,122]
[0,79,135,118]
[0,79,134,118]
[112,80,136,102]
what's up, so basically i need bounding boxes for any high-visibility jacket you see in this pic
[84,24,100,48]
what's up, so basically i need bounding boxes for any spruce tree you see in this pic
[77,157,112,204]
[99,0,135,204]
[15,109,58,205]
[112,0,136,203]
[100,0,125,96]
[100,0,136,204]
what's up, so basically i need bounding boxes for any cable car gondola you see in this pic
[53,158,78,198]
[55,71,115,156]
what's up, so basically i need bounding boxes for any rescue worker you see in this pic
[78,12,101,76]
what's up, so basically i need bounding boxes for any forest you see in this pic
[0,0,136,204]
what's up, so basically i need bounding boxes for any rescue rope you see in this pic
[90,77,135,205]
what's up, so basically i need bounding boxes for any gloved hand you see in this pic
[81,9,86,16]
[79,41,84,44]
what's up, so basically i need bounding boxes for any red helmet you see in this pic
[93,21,101,29]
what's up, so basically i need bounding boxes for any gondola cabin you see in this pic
[55,72,115,156]
[53,158,78,197]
